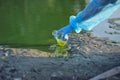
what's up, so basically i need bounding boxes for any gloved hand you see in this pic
[56,24,74,40]
[54,0,106,41]
[54,0,119,41]
[54,15,82,41]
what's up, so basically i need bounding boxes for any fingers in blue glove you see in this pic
[54,25,73,40]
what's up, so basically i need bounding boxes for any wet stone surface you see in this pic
[0,32,120,80]
[68,32,120,54]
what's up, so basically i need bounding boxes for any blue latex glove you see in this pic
[109,0,117,4]
[55,0,119,40]
[57,24,74,40]
[69,0,119,33]
[53,16,76,41]
[55,0,110,40]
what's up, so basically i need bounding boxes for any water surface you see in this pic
[0,0,87,51]
[0,0,120,51]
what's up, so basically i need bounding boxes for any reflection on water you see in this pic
[0,0,120,51]
[0,0,87,51]
[73,0,86,13]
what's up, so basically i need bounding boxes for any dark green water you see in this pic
[0,0,88,51]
